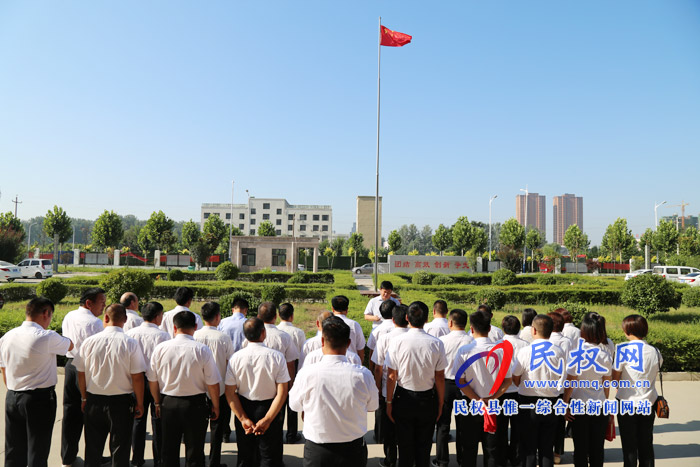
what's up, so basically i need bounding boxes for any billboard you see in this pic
[388,255,472,274]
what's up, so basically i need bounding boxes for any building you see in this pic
[356,196,382,249]
[230,236,320,273]
[553,193,584,244]
[515,192,546,235]
[200,198,332,241]
[661,214,699,231]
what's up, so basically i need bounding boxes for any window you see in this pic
[263,214,270,220]
[299,214,307,221]
[250,219,256,225]
[276,209,282,215]
[275,230,282,236]
[276,219,282,225]
[288,225,293,231]
[263,203,270,209]
[288,214,294,220]
[239,213,245,219]
[300,225,306,231]
[242,248,256,266]
[322,225,328,231]
[322,215,329,221]
[249,229,256,235]
[313,214,320,221]
[272,248,287,266]
[204,212,210,219]
[313,225,319,231]
[251,208,256,214]
[322,235,328,241]
[239,224,244,230]
[225,213,231,219]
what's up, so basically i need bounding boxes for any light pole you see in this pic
[228,180,234,263]
[72,226,76,250]
[488,195,497,261]
[654,201,667,228]
[27,223,35,251]
[520,186,528,273]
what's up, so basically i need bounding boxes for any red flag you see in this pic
[380,25,412,47]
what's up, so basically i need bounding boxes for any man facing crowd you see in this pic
[364,281,400,329]
[160,287,203,338]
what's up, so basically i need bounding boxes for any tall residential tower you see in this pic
[552,193,583,245]
[516,192,546,235]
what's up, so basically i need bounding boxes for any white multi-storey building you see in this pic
[200,198,333,241]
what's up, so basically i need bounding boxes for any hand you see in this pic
[436,405,443,423]
[81,399,86,413]
[254,417,271,435]
[134,403,144,419]
[241,418,255,435]
[386,403,394,424]
[210,405,219,421]
[565,408,575,422]
[154,404,161,419]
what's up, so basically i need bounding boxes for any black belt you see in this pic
[397,386,435,398]
[10,385,55,394]
[87,393,133,402]
[163,393,206,401]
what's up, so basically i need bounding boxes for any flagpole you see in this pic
[374,16,381,292]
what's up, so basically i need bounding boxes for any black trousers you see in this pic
[208,393,231,467]
[518,396,558,467]
[571,414,607,467]
[161,394,209,467]
[235,396,283,467]
[303,437,367,467]
[286,360,300,442]
[132,386,162,466]
[62,358,83,465]
[460,398,497,467]
[495,393,520,467]
[380,395,397,466]
[375,394,384,444]
[393,386,437,467]
[435,379,465,466]
[5,387,56,467]
[554,398,566,456]
[617,410,656,467]
[84,393,134,467]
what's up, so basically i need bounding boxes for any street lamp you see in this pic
[229,180,234,262]
[27,223,35,251]
[520,186,529,273]
[488,195,497,261]
[654,201,667,228]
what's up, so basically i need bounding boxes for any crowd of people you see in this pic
[0,280,664,467]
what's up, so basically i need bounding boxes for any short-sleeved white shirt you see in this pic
[62,307,103,358]
[333,313,366,354]
[278,321,306,358]
[371,327,409,397]
[367,319,394,351]
[502,334,530,393]
[386,328,448,391]
[469,325,504,343]
[425,317,450,339]
[126,322,170,363]
[452,337,514,398]
[614,340,661,404]
[440,330,475,381]
[225,342,290,401]
[302,348,362,368]
[194,326,235,396]
[364,296,400,329]
[124,309,144,332]
[512,338,567,398]
[148,334,220,396]
[160,305,203,338]
[562,323,581,344]
[566,339,612,402]
[242,323,299,363]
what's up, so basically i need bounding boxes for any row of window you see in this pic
[240,248,287,267]
[203,212,330,222]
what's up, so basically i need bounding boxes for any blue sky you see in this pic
[2,0,700,245]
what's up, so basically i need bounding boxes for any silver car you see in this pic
[0,261,22,282]
[624,269,653,281]
[679,272,700,287]
[353,263,376,275]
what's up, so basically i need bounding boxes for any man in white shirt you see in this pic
[366,299,396,444]
[468,304,504,342]
[218,297,248,352]
[548,312,572,463]
[518,308,537,344]
[194,302,234,467]
[0,297,73,467]
[363,280,400,330]
[255,302,299,383]
[120,291,144,332]
[225,317,290,467]
[60,287,106,467]
[386,301,448,467]
[512,315,567,467]
[160,286,203,338]
[424,300,450,338]
[74,304,147,467]
[301,311,332,367]
[332,295,366,361]
[289,316,378,466]
[127,301,170,467]
[148,311,221,467]
[434,309,473,467]
[277,303,306,444]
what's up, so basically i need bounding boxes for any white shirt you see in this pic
[367,319,394,351]
[74,326,147,396]
[614,340,661,404]
[469,325,505,343]
[289,354,378,443]
[502,334,530,393]
[0,321,71,391]
[512,338,567,398]
[519,326,535,343]
[566,340,612,402]
[148,334,220,396]
[550,332,572,358]
[242,323,299,362]
[425,317,450,339]
[562,323,581,344]
[226,342,290,401]
[439,330,475,380]
[62,307,104,358]
[453,337,513,398]
[278,321,306,358]
[126,322,170,363]
[302,348,362,368]
[387,328,448,392]
[363,296,400,329]
[218,313,247,352]
[194,326,235,396]
[160,305,203,338]
[124,309,144,332]
[301,334,322,367]
[333,313,366,354]
[371,327,409,397]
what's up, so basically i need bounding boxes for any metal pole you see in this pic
[72,226,75,250]
[373,16,382,292]
[489,195,497,262]
[27,223,34,251]
[520,186,528,273]
[229,180,234,262]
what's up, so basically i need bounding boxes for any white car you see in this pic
[653,265,700,282]
[0,261,22,282]
[625,269,653,281]
[16,258,54,279]
[679,272,700,286]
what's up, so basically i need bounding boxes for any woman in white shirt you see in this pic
[612,315,662,467]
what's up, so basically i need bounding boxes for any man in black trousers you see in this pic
[0,297,73,467]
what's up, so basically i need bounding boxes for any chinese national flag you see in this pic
[380,25,412,47]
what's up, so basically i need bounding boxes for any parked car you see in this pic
[679,272,700,286]
[0,261,22,282]
[297,264,306,271]
[624,269,653,281]
[16,258,54,279]
[653,265,700,282]
[353,263,376,274]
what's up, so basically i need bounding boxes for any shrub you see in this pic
[492,269,516,286]
[0,283,36,302]
[36,278,68,304]
[549,302,588,327]
[432,274,455,286]
[621,274,681,316]
[475,287,506,310]
[260,284,285,305]
[99,269,154,303]
[287,272,308,284]
[537,275,556,285]
[412,270,435,285]
[215,262,240,281]
[219,291,260,318]
[167,269,184,281]
[681,287,700,308]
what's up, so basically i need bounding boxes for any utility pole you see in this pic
[11,195,21,217]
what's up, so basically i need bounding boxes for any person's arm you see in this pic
[564,374,576,422]
[67,339,74,352]
[226,385,254,434]
[149,381,161,418]
[254,382,288,435]
[386,368,397,423]
[207,383,220,421]
[364,314,381,322]
[357,347,365,363]
[286,362,296,388]
[373,364,383,392]
[458,374,483,401]
[489,376,512,400]
[131,373,145,419]
[512,374,521,387]
[434,369,445,422]
[611,369,621,382]
[0,367,6,386]
[603,375,611,399]
[78,371,88,412]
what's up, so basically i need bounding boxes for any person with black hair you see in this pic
[148,311,221,467]
[364,281,400,329]
[371,304,409,467]
[219,297,249,352]
[194,302,234,467]
[548,311,572,464]
[160,286,203,338]
[367,299,397,361]
[386,301,448,467]
[424,300,450,338]
[127,302,170,467]
[0,297,73,467]
[60,287,106,467]
[251,301,299,386]
[519,308,538,343]
[289,316,378,467]
[301,311,333,367]
[331,295,366,361]
[120,291,144,332]
[433,309,473,467]
[468,304,504,342]
[226,317,290,467]
[557,308,581,344]
[277,303,306,444]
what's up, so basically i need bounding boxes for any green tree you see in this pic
[203,214,228,248]
[452,216,474,255]
[471,227,488,256]
[679,226,700,256]
[396,224,419,254]
[653,219,679,261]
[121,225,141,251]
[601,218,635,270]
[43,206,72,243]
[345,232,365,268]
[0,212,25,242]
[500,218,525,250]
[526,229,546,271]
[324,246,336,269]
[330,237,345,257]
[0,227,25,263]
[257,221,276,236]
[563,225,589,273]
[432,224,452,256]
[181,220,201,249]
[91,210,124,251]
[139,211,177,252]
[639,228,654,252]
[388,230,402,253]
